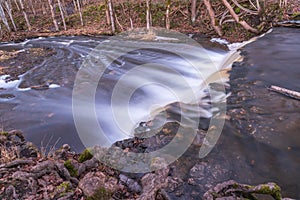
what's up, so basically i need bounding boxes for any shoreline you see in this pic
[1,0,299,43]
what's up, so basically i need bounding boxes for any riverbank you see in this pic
[0,128,293,199]
[1,0,299,43]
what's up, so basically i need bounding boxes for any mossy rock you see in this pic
[86,187,112,200]
[57,181,73,197]
[64,159,78,177]
[78,148,93,163]
[0,132,8,137]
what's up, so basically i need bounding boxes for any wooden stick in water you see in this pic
[268,85,300,100]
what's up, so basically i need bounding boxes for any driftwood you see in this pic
[268,85,300,100]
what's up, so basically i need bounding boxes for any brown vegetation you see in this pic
[0,0,299,42]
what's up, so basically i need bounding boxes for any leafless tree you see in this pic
[146,0,152,30]
[57,0,66,30]
[72,0,77,11]
[28,0,36,16]
[4,0,17,31]
[13,0,20,11]
[47,0,59,31]
[105,1,111,26]
[203,0,222,36]
[191,0,197,25]
[165,0,171,29]
[0,1,11,32]
[18,0,31,30]
[38,0,47,15]
[221,0,258,33]
[107,0,115,33]
[77,0,83,26]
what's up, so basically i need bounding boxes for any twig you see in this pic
[268,85,300,100]
[231,0,258,15]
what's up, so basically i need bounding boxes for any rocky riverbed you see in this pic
[0,129,293,200]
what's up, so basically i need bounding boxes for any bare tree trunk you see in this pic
[107,0,115,33]
[191,0,196,25]
[18,0,31,30]
[105,0,110,25]
[47,0,59,31]
[129,17,133,29]
[73,0,77,11]
[146,0,151,30]
[0,2,11,32]
[57,0,66,30]
[115,13,123,31]
[203,0,222,36]
[13,0,20,11]
[28,0,36,16]
[165,0,171,29]
[4,0,17,31]
[38,0,47,15]
[76,0,83,26]
[221,0,258,33]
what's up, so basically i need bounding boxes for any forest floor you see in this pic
[0,0,300,43]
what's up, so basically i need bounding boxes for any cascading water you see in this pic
[0,31,235,151]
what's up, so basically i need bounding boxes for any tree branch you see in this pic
[221,0,258,33]
[203,0,223,36]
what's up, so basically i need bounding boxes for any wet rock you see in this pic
[119,174,142,194]
[203,180,294,200]
[189,162,232,194]
[138,158,170,200]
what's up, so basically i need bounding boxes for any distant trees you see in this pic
[0,1,11,32]
[0,0,293,37]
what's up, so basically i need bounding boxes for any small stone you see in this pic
[119,174,142,194]
[188,178,196,185]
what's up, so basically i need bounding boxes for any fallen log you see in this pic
[268,85,300,100]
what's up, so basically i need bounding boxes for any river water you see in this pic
[0,27,300,198]
[0,31,230,151]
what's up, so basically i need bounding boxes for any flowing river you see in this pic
[0,27,300,198]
